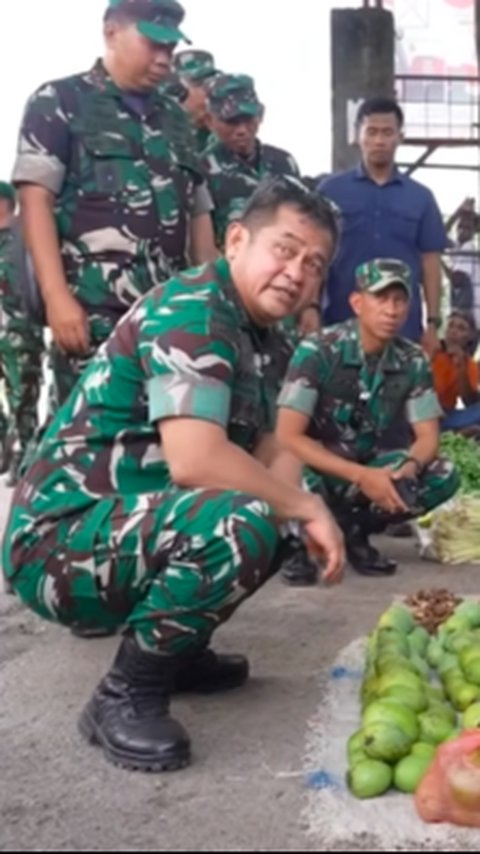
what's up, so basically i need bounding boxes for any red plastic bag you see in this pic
[416,731,480,827]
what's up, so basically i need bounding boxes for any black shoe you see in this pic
[385,521,413,538]
[78,635,191,773]
[346,528,397,577]
[174,648,249,694]
[281,543,318,586]
[70,624,117,639]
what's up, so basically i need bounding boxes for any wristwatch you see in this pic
[404,456,423,476]
[427,316,442,330]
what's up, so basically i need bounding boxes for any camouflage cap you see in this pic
[355,258,412,297]
[207,74,263,121]
[173,49,217,83]
[0,182,15,204]
[108,0,191,45]
[158,72,188,103]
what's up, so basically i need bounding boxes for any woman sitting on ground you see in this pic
[432,310,480,435]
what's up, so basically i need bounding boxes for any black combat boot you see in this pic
[174,647,249,694]
[70,624,117,639]
[78,635,191,772]
[280,539,318,586]
[346,525,397,577]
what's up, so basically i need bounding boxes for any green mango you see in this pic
[462,702,480,730]
[363,722,413,763]
[454,601,480,628]
[381,685,428,714]
[411,742,436,760]
[408,626,430,657]
[418,711,455,745]
[348,759,393,799]
[377,606,415,635]
[362,699,419,742]
[393,754,432,793]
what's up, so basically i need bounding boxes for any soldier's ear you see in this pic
[225,221,249,261]
[349,291,362,317]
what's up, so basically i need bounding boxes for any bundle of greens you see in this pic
[440,433,480,495]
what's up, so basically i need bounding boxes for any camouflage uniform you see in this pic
[13,50,211,404]
[278,260,459,517]
[202,75,300,247]
[0,221,43,459]
[173,50,219,153]
[3,258,292,654]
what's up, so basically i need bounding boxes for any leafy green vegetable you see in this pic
[440,432,480,494]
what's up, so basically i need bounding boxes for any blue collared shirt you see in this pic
[318,165,447,341]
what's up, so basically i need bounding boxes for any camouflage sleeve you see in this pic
[192,182,214,217]
[277,335,326,417]
[406,351,443,423]
[286,153,301,178]
[140,285,238,428]
[12,82,70,195]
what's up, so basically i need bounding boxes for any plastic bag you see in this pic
[416,731,480,827]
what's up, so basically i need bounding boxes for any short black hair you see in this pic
[104,6,132,25]
[355,97,404,129]
[239,176,340,250]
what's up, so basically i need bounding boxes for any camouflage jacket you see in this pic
[202,139,300,246]
[13,60,207,339]
[0,226,42,341]
[9,258,292,534]
[278,319,442,463]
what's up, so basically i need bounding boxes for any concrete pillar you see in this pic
[331,7,395,172]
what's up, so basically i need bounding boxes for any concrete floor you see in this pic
[1,477,478,852]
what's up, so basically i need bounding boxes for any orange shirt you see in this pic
[432,350,480,412]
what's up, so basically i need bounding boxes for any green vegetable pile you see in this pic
[440,433,480,495]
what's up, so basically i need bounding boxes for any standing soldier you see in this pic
[202,74,301,248]
[0,182,43,485]
[173,49,219,152]
[12,0,217,406]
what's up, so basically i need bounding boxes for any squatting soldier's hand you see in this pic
[47,290,90,355]
[304,507,345,585]
[357,466,409,515]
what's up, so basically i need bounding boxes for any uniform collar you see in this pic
[208,139,263,172]
[87,59,160,116]
[342,319,403,372]
[354,162,405,185]
[217,256,275,342]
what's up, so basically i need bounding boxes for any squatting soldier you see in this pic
[12,0,217,406]
[0,182,43,485]
[173,49,219,152]
[3,179,344,772]
[277,258,459,584]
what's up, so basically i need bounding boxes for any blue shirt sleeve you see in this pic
[417,189,447,254]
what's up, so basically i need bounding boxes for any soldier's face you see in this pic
[183,82,208,127]
[357,113,403,169]
[350,286,409,341]
[208,115,262,157]
[226,205,334,326]
[105,22,174,90]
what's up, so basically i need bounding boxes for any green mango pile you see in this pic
[348,604,464,799]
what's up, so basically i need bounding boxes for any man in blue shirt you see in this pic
[319,97,447,357]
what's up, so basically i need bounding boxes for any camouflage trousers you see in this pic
[9,488,279,655]
[305,450,459,518]
[49,344,100,408]
[0,332,43,454]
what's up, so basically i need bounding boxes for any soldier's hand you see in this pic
[46,291,90,355]
[297,305,321,337]
[357,466,409,514]
[304,509,345,585]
